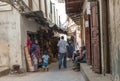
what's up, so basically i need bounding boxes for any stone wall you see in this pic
[23,0,40,11]
[0,9,22,68]
[109,0,120,81]
[0,6,40,71]
[20,15,40,71]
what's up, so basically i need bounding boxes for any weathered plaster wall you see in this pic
[0,5,40,71]
[0,16,9,67]
[23,0,29,7]
[41,0,46,17]
[32,0,39,11]
[20,15,40,71]
[23,0,40,11]
[109,0,120,81]
[0,9,22,68]
[46,0,51,20]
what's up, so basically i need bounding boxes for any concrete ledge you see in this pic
[80,63,112,81]
[0,67,9,77]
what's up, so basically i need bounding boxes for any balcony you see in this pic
[65,0,84,25]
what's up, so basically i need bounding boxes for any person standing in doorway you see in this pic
[68,42,73,59]
[57,36,68,69]
[30,39,40,71]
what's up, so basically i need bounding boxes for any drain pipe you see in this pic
[98,0,105,75]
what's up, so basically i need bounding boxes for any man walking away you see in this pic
[57,36,68,69]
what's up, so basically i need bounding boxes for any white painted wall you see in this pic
[0,2,40,71]
[0,8,22,68]
[23,0,29,7]
[32,0,39,11]
[46,0,51,20]
[41,0,46,17]
[20,15,40,71]
[20,16,39,47]
[23,0,39,11]
[0,1,12,11]
[52,4,55,23]
[0,11,9,67]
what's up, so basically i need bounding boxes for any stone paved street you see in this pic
[0,61,85,81]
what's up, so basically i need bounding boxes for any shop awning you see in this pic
[65,0,84,25]
[22,11,67,34]
[22,11,49,26]
[51,24,67,34]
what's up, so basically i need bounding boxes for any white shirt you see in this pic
[75,45,80,51]
[57,39,68,53]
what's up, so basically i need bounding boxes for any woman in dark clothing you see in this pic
[68,43,74,58]
[30,39,40,71]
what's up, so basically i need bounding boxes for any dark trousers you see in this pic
[58,53,67,68]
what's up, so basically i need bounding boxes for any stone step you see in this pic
[80,63,112,81]
[0,67,9,77]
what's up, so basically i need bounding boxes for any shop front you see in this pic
[24,27,61,72]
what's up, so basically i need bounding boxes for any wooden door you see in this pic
[90,2,101,73]
[85,27,91,64]
[85,15,91,64]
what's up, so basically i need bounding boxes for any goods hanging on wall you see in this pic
[24,47,34,72]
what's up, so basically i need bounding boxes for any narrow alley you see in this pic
[0,61,85,81]
[0,0,119,81]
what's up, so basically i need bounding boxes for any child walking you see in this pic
[42,51,49,71]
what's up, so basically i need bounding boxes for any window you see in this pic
[29,0,33,10]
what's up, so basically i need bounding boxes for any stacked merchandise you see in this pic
[25,30,61,71]
[25,32,41,72]
[25,47,34,71]
[37,31,44,56]
[25,29,60,71]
